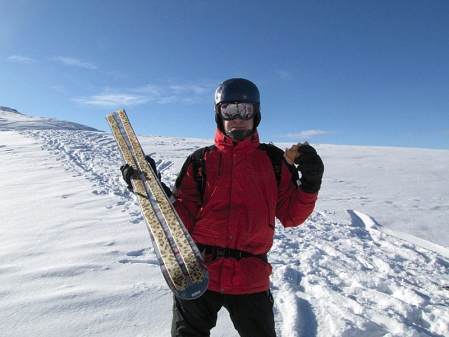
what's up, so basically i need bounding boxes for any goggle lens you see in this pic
[219,102,255,120]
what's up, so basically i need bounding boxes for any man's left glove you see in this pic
[285,143,324,194]
[119,156,172,196]
[120,163,135,192]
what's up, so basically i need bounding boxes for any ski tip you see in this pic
[105,109,126,119]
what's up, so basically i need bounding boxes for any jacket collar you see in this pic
[214,128,260,153]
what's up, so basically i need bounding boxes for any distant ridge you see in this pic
[0,106,100,132]
[0,106,23,115]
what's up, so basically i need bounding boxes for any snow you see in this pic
[1,107,448,336]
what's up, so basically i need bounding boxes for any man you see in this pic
[123,78,324,336]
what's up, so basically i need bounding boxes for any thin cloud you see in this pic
[50,85,67,94]
[283,130,334,139]
[169,84,211,104]
[72,93,149,107]
[131,85,162,96]
[51,56,97,69]
[277,70,294,80]
[8,55,37,63]
[73,82,212,107]
[170,84,208,95]
[157,96,178,104]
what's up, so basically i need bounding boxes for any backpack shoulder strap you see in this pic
[191,145,216,203]
[259,143,299,187]
[258,143,283,187]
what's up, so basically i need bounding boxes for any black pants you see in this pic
[171,290,276,337]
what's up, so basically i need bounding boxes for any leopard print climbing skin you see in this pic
[118,110,205,285]
[107,114,188,290]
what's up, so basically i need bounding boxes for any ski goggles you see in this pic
[218,102,256,120]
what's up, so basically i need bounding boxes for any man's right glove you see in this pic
[119,156,172,196]
[285,142,324,194]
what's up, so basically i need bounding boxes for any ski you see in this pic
[106,109,208,300]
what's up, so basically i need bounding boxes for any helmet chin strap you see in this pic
[225,129,254,141]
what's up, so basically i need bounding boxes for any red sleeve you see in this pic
[173,163,201,233]
[275,162,318,228]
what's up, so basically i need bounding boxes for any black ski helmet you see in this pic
[214,78,261,131]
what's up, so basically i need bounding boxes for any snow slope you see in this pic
[1,107,448,336]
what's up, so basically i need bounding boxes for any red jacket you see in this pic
[173,129,317,294]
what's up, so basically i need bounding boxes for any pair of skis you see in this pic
[106,109,208,300]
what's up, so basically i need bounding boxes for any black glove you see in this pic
[120,164,135,192]
[294,145,324,194]
[120,156,171,196]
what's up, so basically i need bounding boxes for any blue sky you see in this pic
[1,0,448,149]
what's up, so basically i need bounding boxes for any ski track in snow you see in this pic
[1,113,448,336]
